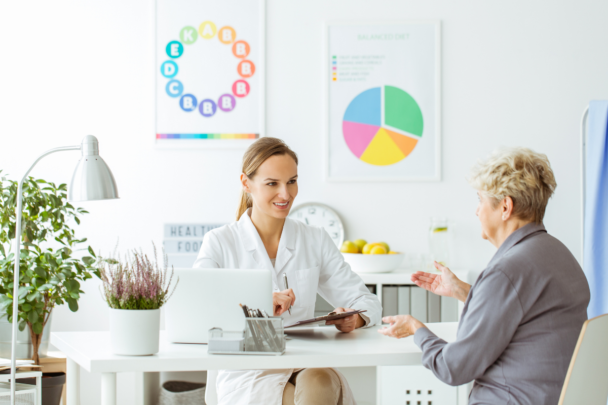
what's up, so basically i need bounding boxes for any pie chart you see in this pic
[342,86,423,166]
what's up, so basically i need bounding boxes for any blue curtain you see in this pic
[584,101,608,319]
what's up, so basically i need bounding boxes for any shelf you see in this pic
[0,382,37,396]
[0,371,42,380]
[357,269,471,285]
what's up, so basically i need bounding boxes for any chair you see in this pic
[205,370,218,405]
[558,314,608,405]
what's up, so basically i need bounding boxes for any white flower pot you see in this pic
[109,308,160,356]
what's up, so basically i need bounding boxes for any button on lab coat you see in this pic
[194,210,382,405]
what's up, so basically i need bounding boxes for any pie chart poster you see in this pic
[155,0,262,143]
[327,22,440,181]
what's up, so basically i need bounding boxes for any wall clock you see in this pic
[288,202,344,248]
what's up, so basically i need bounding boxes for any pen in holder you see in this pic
[244,317,285,353]
[208,317,285,355]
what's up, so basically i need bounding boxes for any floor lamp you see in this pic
[10,135,119,404]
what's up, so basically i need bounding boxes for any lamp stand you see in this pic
[10,146,79,404]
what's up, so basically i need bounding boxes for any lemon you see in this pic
[377,242,390,252]
[353,239,367,252]
[388,251,399,254]
[370,245,387,255]
[340,241,359,254]
[362,243,378,254]
[433,227,448,233]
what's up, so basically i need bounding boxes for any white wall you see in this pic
[1,0,607,403]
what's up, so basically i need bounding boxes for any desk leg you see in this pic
[66,358,80,405]
[134,372,160,405]
[101,372,117,405]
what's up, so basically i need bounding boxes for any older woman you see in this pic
[379,148,590,405]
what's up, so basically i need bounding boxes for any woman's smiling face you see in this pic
[243,154,298,220]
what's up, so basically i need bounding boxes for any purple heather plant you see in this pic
[99,244,177,310]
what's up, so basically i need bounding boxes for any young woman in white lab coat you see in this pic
[194,137,382,405]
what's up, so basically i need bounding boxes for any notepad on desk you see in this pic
[284,310,367,329]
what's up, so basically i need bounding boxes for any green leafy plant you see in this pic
[0,172,99,364]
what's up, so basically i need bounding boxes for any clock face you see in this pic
[288,203,345,247]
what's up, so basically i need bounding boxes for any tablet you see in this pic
[284,310,367,329]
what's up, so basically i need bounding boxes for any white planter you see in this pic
[109,308,160,356]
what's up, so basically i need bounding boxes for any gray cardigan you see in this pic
[414,223,590,405]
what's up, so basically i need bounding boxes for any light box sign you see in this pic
[164,239,204,254]
[163,223,224,238]
[163,223,225,267]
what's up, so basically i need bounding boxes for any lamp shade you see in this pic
[68,135,119,202]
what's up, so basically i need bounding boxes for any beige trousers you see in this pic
[282,368,343,405]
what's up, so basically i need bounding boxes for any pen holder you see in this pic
[244,317,285,354]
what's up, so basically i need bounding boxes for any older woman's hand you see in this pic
[411,261,471,303]
[378,315,426,339]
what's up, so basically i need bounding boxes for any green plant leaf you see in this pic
[18,286,29,299]
[32,322,42,335]
[87,246,96,258]
[18,320,26,331]
[82,256,95,266]
[21,303,31,311]
[26,291,41,301]
[28,311,38,324]
[67,298,78,312]
[34,267,46,279]
[25,228,34,243]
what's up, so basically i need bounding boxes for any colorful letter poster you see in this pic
[156,0,264,147]
[326,22,440,181]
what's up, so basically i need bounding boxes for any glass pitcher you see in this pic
[428,217,450,269]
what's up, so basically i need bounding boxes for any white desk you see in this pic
[51,322,458,405]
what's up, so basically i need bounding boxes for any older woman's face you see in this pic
[476,192,503,242]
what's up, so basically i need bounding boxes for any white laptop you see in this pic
[165,268,273,344]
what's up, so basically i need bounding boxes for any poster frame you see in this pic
[324,20,442,182]
[154,0,266,150]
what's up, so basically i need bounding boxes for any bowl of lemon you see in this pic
[340,239,404,274]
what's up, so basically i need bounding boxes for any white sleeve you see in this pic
[316,230,382,327]
[192,231,222,269]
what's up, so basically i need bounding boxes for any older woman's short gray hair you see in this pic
[468,147,557,224]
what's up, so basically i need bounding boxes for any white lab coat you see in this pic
[193,210,382,405]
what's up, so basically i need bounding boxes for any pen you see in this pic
[282,273,292,315]
[260,309,283,351]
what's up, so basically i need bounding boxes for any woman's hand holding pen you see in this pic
[273,289,296,316]
[326,307,365,333]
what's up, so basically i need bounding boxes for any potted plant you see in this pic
[0,173,100,404]
[98,246,177,356]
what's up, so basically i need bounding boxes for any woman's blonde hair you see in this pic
[236,137,299,220]
[468,147,557,224]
